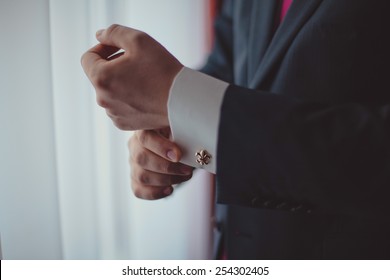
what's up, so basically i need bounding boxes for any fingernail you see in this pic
[164,187,173,196]
[96,29,104,37]
[167,150,177,161]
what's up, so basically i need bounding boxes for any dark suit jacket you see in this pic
[202,0,390,259]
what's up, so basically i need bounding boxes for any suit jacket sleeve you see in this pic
[217,85,390,218]
[200,0,390,219]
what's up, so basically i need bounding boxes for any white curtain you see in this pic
[0,0,213,259]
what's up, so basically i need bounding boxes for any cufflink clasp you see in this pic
[195,149,211,166]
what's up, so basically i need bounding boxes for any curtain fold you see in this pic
[49,0,135,260]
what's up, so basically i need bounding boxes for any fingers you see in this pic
[135,130,182,162]
[96,24,143,51]
[130,130,193,175]
[130,142,192,175]
[82,24,182,132]
[89,43,121,60]
[131,164,192,187]
[81,43,120,81]
[131,182,173,200]
[130,147,193,200]
[131,167,192,200]
[128,129,194,200]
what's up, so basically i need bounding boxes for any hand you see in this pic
[128,128,194,200]
[81,24,183,130]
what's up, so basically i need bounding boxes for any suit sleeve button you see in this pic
[290,204,303,212]
[263,200,272,207]
[276,202,288,210]
[251,197,260,206]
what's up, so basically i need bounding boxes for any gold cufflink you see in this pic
[195,149,211,165]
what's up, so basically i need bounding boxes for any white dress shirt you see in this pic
[168,67,228,174]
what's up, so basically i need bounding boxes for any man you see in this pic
[82,0,390,259]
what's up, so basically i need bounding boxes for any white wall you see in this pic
[0,0,62,259]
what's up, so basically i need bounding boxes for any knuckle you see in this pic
[137,130,149,145]
[113,118,131,131]
[133,31,149,48]
[134,151,148,167]
[136,170,149,185]
[92,66,111,90]
[132,184,144,199]
[107,24,122,37]
[96,96,109,108]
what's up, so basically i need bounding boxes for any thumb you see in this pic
[96,24,138,50]
[136,130,183,163]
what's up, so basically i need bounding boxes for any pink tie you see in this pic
[280,0,293,22]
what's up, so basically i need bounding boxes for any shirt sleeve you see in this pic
[167,67,229,174]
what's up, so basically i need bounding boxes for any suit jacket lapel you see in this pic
[246,0,279,86]
[249,0,323,89]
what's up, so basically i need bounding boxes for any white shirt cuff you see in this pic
[168,67,229,174]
